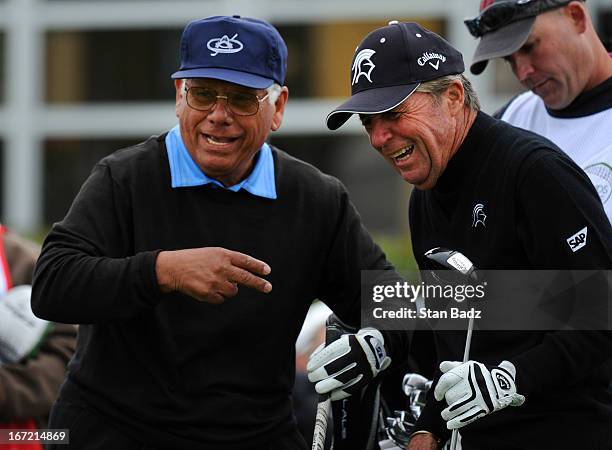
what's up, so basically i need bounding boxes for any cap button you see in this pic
[232,15,241,18]
[388,20,399,25]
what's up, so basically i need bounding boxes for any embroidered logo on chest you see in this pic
[472,203,487,228]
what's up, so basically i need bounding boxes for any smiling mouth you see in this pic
[531,79,550,90]
[205,134,239,146]
[389,144,415,162]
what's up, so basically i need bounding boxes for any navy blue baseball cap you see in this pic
[326,21,465,130]
[171,15,287,89]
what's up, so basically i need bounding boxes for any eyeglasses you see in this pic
[184,86,270,116]
[464,0,573,37]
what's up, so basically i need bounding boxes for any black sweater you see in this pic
[31,135,396,449]
[410,112,612,449]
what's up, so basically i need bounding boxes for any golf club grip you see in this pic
[311,316,352,450]
[312,397,331,450]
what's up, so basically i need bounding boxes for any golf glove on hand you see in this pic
[307,328,391,401]
[434,360,525,429]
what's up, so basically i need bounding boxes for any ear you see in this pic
[564,1,588,34]
[444,79,465,115]
[174,79,184,118]
[270,86,289,131]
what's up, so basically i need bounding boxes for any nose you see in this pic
[367,117,393,151]
[511,53,535,84]
[205,99,234,125]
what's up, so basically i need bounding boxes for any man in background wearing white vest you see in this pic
[465,0,612,222]
[0,226,76,449]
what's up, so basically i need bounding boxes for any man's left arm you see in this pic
[506,150,612,395]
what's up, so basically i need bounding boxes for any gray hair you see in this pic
[266,83,282,105]
[415,74,480,111]
[181,79,282,106]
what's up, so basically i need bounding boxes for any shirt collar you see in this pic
[165,125,277,199]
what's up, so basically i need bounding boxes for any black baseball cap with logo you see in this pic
[466,0,575,75]
[326,21,465,130]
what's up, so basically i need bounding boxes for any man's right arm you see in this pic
[31,163,165,323]
[32,163,272,324]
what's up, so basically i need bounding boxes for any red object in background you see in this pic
[0,420,43,450]
[480,0,495,11]
[0,225,42,450]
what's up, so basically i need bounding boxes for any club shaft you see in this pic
[462,316,474,362]
[450,316,474,450]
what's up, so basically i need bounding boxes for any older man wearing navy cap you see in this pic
[31,15,400,450]
[312,20,612,450]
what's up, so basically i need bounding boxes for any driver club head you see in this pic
[424,247,478,284]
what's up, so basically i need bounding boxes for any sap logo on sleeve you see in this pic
[566,226,588,253]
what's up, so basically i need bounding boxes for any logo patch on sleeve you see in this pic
[566,226,588,253]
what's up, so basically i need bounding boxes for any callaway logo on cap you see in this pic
[326,21,465,130]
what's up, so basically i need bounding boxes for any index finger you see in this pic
[227,250,271,275]
[227,266,272,294]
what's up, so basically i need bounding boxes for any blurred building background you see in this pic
[0,0,611,265]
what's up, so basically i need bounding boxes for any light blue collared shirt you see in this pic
[165,125,277,199]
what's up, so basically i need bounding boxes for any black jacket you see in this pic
[411,112,612,450]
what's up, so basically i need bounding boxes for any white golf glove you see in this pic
[307,328,391,401]
[434,360,525,429]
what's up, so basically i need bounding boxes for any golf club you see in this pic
[311,315,355,450]
[424,247,479,450]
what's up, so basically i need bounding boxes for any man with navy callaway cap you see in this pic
[32,15,400,450]
[310,21,612,449]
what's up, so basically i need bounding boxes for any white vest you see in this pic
[500,91,612,224]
